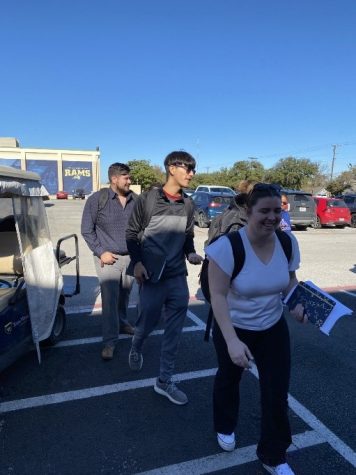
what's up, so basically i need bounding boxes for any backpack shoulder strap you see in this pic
[141,188,160,229]
[275,229,292,263]
[204,231,244,343]
[98,188,110,212]
[227,231,245,281]
[183,195,194,221]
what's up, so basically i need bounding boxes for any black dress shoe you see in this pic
[120,324,135,335]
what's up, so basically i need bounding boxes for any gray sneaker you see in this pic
[128,346,143,371]
[154,378,188,405]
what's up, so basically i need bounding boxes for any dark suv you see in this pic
[338,194,356,227]
[72,188,86,200]
[281,189,316,230]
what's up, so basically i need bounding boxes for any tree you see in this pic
[229,160,265,184]
[127,160,164,191]
[326,164,356,195]
[265,157,319,189]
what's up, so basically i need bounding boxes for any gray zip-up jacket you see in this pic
[126,188,196,279]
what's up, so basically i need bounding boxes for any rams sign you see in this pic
[62,161,93,193]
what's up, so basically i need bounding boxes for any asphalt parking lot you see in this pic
[0,200,355,474]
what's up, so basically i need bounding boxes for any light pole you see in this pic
[330,145,338,181]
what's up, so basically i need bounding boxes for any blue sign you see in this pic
[0,158,21,169]
[26,160,58,194]
[62,161,92,193]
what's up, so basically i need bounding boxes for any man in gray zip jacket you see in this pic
[126,151,203,405]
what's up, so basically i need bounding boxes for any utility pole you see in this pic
[205,167,210,174]
[330,144,338,181]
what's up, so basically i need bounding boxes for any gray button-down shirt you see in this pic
[81,188,137,258]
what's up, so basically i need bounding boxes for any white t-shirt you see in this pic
[205,227,300,331]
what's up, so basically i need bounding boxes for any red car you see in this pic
[313,196,351,228]
[56,191,69,200]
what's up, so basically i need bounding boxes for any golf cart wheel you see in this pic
[313,216,322,229]
[45,306,66,345]
[197,212,209,228]
[351,214,356,228]
[0,279,12,288]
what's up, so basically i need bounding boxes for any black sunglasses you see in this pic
[173,162,196,175]
[252,183,281,194]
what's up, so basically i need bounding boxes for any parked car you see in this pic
[72,188,86,200]
[281,189,316,230]
[56,191,69,200]
[337,194,356,228]
[313,196,351,228]
[190,191,234,227]
[183,188,195,197]
[195,185,236,195]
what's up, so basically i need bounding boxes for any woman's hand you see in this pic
[290,303,308,324]
[227,337,253,369]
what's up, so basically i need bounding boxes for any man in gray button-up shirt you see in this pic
[81,162,137,360]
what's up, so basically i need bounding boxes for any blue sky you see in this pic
[1,0,355,176]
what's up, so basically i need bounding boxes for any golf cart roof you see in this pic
[0,165,41,181]
[0,165,48,197]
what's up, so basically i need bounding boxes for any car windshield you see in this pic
[211,196,232,204]
[327,199,347,208]
[293,194,312,202]
[210,187,234,194]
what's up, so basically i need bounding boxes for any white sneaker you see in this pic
[262,462,295,475]
[217,432,236,451]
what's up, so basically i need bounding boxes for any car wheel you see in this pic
[42,306,66,345]
[313,216,322,229]
[351,214,356,228]
[197,212,209,228]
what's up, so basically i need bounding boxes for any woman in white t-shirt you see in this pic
[206,183,307,475]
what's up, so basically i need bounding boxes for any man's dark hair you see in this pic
[164,151,196,174]
[108,163,131,182]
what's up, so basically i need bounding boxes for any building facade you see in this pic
[0,137,100,196]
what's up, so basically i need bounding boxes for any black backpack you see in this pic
[202,229,292,341]
[205,201,248,247]
[199,201,248,302]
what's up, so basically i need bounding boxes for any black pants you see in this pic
[212,316,292,466]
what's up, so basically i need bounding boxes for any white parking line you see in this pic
[1,310,355,471]
[341,290,356,298]
[0,368,216,413]
[249,365,356,467]
[53,324,201,348]
[136,430,324,475]
[53,311,202,348]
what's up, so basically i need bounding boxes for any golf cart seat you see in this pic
[0,287,17,313]
[0,232,23,276]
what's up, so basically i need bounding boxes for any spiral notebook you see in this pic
[284,280,352,335]
[142,251,166,284]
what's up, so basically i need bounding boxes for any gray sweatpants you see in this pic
[132,274,189,382]
[94,255,134,348]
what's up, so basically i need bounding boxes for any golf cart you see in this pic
[0,166,79,372]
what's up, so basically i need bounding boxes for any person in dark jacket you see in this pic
[81,163,137,361]
[126,151,203,405]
